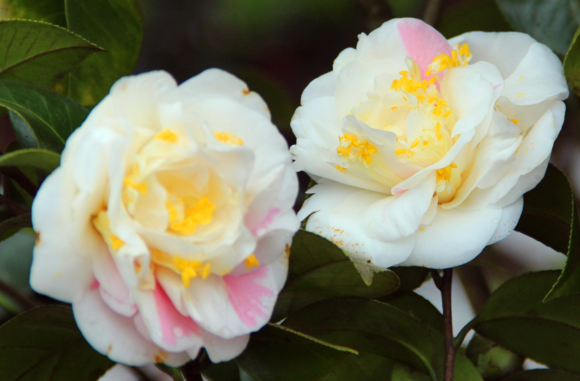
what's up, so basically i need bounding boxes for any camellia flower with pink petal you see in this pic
[291,18,567,278]
[30,70,299,366]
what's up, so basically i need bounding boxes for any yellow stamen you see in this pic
[245,254,260,270]
[166,197,215,235]
[443,110,452,118]
[202,263,211,279]
[155,128,178,143]
[111,235,124,250]
[335,165,347,172]
[410,139,420,149]
[510,118,520,124]
[124,178,147,195]
[394,149,407,155]
[391,106,397,111]
[214,131,244,146]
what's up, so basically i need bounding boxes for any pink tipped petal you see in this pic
[223,266,276,330]
[135,283,203,353]
[397,18,452,77]
[93,251,136,317]
[73,287,190,367]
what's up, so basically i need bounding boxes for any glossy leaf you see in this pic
[376,291,444,334]
[0,305,114,380]
[0,148,60,173]
[503,370,580,381]
[390,267,429,291]
[564,26,580,96]
[495,0,580,55]
[465,334,524,380]
[438,0,512,39]
[63,0,143,106]
[471,271,580,373]
[0,212,31,234]
[515,164,580,300]
[0,80,88,152]
[236,323,361,381]
[203,360,241,381]
[0,0,66,25]
[272,230,400,322]
[0,20,102,89]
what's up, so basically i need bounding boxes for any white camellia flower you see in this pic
[291,18,567,276]
[30,70,299,366]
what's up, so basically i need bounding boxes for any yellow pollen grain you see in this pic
[124,178,147,195]
[391,106,397,111]
[335,165,347,172]
[245,254,260,270]
[202,263,211,279]
[511,118,520,124]
[166,197,215,235]
[410,139,420,149]
[436,133,442,139]
[155,128,178,142]
[214,131,244,146]
[111,235,124,250]
[443,110,452,118]
[420,228,425,231]
[394,148,407,155]
[450,163,457,168]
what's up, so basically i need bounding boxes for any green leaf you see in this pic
[495,0,580,55]
[0,212,31,234]
[390,267,429,291]
[377,291,444,334]
[0,305,115,380]
[391,362,430,381]
[272,231,400,322]
[465,334,524,380]
[63,0,143,106]
[502,369,580,380]
[281,297,481,381]
[0,20,102,89]
[236,323,362,381]
[203,360,241,381]
[0,80,88,152]
[0,148,60,173]
[564,26,580,96]
[471,271,580,374]
[0,0,66,25]
[282,297,440,380]
[514,164,580,300]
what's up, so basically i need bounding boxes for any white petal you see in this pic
[364,174,436,241]
[487,197,523,245]
[31,168,94,303]
[301,180,415,268]
[301,72,338,103]
[73,286,190,366]
[448,31,536,78]
[401,207,503,268]
[175,68,270,119]
[503,43,568,106]
[202,332,250,363]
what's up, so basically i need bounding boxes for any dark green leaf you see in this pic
[0,80,88,152]
[0,149,60,173]
[502,369,580,381]
[515,164,580,300]
[0,0,66,25]
[0,20,102,89]
[282,297,439,380]
[63,0,143,106]
[272,231,400,322]
[0,305,115,380]
[465,334,524,380]
[0,212,31,233]
[391,362,430,381]
[438,0,512,39]
[390,267,429,291]
[236,323,361,381]
[471,271,580,374]
[203,360,241,381]
[376,291,444,334]
[495,0,580,55]
[564,26,580,96]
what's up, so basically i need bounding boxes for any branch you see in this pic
[442,269,456,381]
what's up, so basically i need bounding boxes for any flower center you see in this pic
[335,44,472,202]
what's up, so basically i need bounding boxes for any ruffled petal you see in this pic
[73,286,190,366]
[400,207,503,268]
[30,168,94,303]
[301,180,415,268]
